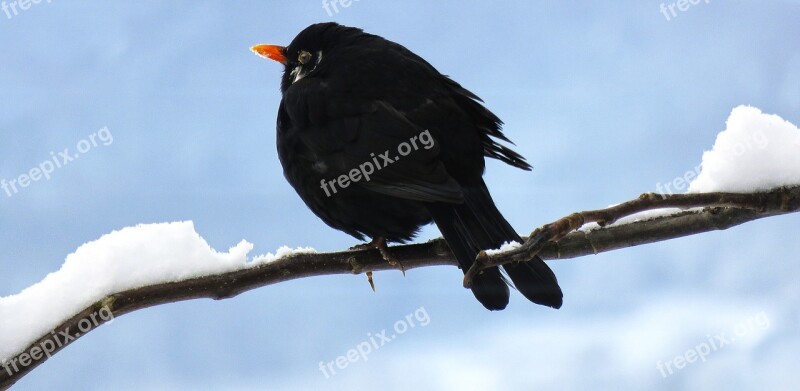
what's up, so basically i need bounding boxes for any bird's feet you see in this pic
[351,236,406,275]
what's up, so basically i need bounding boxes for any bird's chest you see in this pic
[277,127,326,187]
[277,124,357,205]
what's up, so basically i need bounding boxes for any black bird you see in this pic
[252,23,562,310]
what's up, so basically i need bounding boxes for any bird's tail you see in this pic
[427,180,562,310]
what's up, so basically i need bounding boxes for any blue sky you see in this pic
[2,1,799,390]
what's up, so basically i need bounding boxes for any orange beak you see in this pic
[250,44,287,65]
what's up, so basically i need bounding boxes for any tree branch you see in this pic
[464,187,800,286]
[2,186,798,388]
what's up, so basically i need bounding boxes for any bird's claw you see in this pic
[355,237,406,276]
[374,237,406,276]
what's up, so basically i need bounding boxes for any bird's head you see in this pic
[251,23,365,92]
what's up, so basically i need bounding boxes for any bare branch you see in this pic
[2,185,798,388]
[464,187,800,286]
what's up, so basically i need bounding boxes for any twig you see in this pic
[464,187,800,287]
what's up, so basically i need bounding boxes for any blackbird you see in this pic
[252,22,562,310]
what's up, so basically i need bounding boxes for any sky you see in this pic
[1,1,800,390]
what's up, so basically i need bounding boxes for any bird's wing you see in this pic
[281,80,464,204]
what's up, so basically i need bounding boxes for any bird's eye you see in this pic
[298,51,312,65]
